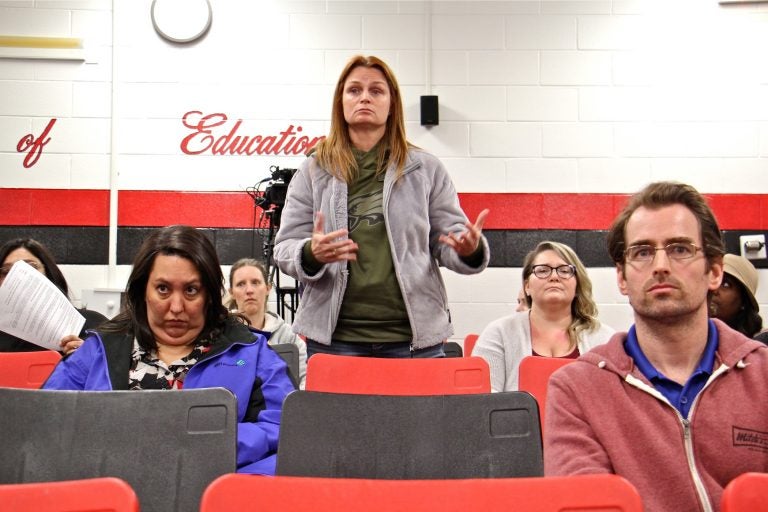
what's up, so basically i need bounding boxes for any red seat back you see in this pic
[463,333,479,356]
[0,350,61,388]
[305,353,490,394]
[722,472,768,512]
[0,477,139,512]
[518,356,575,433]
[201,473,643,512]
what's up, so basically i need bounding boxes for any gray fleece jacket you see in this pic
[273,148,490,349]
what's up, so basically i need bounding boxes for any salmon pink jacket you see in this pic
[545,319,768,512]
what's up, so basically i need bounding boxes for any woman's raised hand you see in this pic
[311,212,359,264]
[439,209,490,257]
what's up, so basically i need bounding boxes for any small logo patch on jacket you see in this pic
[733,427,768,453]
[215,359,247,368]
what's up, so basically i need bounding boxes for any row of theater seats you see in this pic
[0,347,564,434]
[0,469,765,511]
[0,350,766,511]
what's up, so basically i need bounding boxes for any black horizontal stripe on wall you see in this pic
[0,226,109,265]
[1,227,765,269]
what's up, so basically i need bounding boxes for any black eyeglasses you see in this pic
[531,264,576,280]
[624,242,702,263]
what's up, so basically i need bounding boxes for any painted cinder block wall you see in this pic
[1,0,767,344]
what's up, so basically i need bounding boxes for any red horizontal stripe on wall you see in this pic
[707,194,766,230]
[1,189,766,230]
[118,191,256,228]
[459,193,625,230]
[0,189,109,226]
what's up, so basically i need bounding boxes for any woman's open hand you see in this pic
[311,212,359,264]
[439,209,490,257]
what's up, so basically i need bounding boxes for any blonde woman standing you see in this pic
[274,55,489,359]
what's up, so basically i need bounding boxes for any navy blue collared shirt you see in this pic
[624,320,719,419]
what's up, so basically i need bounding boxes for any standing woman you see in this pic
[44,225,295,475]
[0,238,108,355]
[472,241,614,391]
[274,55,490,358]
[227,258,307,388]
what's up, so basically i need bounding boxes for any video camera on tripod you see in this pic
[246,165,300,321]
[255,165,297,213]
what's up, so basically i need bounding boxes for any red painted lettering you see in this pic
[180,111,228,155]
[17,118,56,168]
[211,119,243,155]
[290,136,310,155]
[180,111,324,157]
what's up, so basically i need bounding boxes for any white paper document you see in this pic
[0,260,85,351]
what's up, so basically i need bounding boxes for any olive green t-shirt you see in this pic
[332,147,412,343]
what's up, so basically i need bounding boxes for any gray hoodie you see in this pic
[274,148,490,349]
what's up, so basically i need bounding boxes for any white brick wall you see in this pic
[541,50,613,85]
[432,15,505,50]
[506,158,579,193]
[470,122,542,158]
[542,122,613,157]
[469,51,539,86]
[506,86,578,121]
[506,15,576,49]
[2,0,768,339]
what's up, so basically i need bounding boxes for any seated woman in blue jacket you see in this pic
[44,224,296,475]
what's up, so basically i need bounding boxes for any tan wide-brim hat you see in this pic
[723,253,759,311]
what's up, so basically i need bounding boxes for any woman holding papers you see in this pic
[0,238,107,355]
[44,225,295,475]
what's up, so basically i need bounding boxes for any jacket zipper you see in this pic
[327,178,345,339]
[624,364,731,512]
[382,160,420,347]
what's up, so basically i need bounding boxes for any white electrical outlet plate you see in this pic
[739,234,767,260]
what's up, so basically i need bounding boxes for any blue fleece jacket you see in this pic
[43,320,295,475]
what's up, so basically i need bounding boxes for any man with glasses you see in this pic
[545,181,768,512]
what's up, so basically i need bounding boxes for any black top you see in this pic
[0,308,108,352]
[754,330,768,346]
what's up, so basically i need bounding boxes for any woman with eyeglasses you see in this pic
[472,241,614,392]
[0,238,108,354]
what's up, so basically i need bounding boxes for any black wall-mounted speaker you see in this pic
[420,95,439,126]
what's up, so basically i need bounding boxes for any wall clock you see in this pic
[151,0,212,43]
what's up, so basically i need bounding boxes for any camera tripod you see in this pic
[261,208,299,323]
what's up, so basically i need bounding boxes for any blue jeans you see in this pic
[306,339,445,359]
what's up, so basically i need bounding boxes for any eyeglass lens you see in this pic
[532,265,574,279]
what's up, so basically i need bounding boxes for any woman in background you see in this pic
[472,241,614,391]
[516,287,529,312]
[709,253,763,339]
[0,238,107,355]
[227,258,307,388]
[274,55,489,358]
[44,225,295,475]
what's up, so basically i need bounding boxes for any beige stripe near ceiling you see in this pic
[0,36,82,49]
